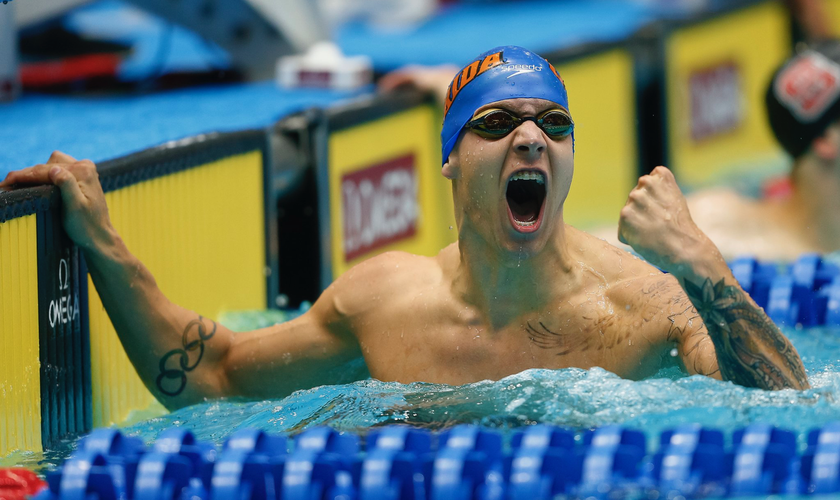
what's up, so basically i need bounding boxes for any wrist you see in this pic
[661,234,728,280]
[80,226,127,265]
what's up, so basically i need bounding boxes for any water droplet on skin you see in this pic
[664,213,672,221]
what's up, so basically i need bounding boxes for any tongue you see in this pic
[507,180,544,222]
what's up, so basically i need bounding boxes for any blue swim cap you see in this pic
[441,45,571,166]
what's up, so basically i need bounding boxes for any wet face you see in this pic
[443,98,574,257]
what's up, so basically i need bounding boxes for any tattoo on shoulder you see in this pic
[682,277,808,390]
[156,316,218,397]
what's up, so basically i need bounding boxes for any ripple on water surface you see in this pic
[124,324,840,445]
[5,322,840,471]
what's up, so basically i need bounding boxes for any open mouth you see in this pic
[505,170,547,233]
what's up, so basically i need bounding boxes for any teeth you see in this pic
[510,171,545,184]
[515,219,537,227]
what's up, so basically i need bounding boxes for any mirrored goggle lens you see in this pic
[538,111,573,137]
[475,111,517,135]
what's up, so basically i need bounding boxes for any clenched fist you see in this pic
[0,151,115,252]
[618,166,718,276]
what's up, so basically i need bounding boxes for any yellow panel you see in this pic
[328,105,457,278]
[0,215,42,456]
[666,1,791,187]
[555,49,638,229]
[89,151,266,427]
[823,0,840,37]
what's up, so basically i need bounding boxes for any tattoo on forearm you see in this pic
[156,316,218,397]
[682,278,809,390]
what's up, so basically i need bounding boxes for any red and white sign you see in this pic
[775,52,840,122]
[689,62,744,142]
[342,154,418,262]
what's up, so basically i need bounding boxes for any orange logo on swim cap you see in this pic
[444,51,504,116]
[548,61,565,86]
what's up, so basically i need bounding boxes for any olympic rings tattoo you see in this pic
[155,316,218,397]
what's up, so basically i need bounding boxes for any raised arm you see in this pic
[618,166,810,390]
[1,152,365,409]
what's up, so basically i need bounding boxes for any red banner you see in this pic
[689,62,744,142]
[342,154,418,262]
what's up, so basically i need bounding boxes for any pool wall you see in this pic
[87,131,270,429]
[0,131,273,455]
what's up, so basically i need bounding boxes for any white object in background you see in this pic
[0,1,19,102]
[318,0,437,30]
[276,41,372,90]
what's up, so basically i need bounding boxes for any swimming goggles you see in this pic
[463,108,574,139]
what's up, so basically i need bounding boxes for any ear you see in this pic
[812,130,840,162]
[441,157,459,180]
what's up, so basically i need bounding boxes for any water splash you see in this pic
[7,318,840,471]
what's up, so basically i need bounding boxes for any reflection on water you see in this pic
[4,321,840,473]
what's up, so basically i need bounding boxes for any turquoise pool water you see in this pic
[4,313,839,473]
[125,320,840,446]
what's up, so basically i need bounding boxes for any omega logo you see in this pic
[48,258,79,328]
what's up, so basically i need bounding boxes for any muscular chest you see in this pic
[356,294,671,384]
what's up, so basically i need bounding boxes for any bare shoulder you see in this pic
[687,188,760,234]
[570,227,690,310]
[687,188,810,260]
[570,225,662,283]
[327,250,442,319]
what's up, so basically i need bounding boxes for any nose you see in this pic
[512,120,546,159]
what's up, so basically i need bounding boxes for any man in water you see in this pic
[688,40,840,260]
[0,46,809,410]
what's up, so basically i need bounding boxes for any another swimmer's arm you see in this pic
[619,166,809,390]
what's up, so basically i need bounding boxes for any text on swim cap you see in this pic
[444,51,503,116]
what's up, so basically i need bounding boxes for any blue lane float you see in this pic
[34,422,840,499]
[729,253,840,327]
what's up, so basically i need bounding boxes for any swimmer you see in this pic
[1,46,809,410]
[687,40,840,260]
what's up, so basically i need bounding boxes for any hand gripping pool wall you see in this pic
[321,91,457,283]
[546,43,639,230]
[0,186,89,456]
[664,0,792,188]
[0,130,272,455]
[88,130,270,428]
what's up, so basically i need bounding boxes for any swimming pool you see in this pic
[123,323,836,441]
[3,309,839,479]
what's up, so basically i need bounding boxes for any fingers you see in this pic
[0,164,54,187]
[617,228,628,245]
[49,166,85,208]
[378,65,457,95]
[650,165,674,179]
[48,151,77,164]
[377,70,417,93]
[0,155,96,189]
